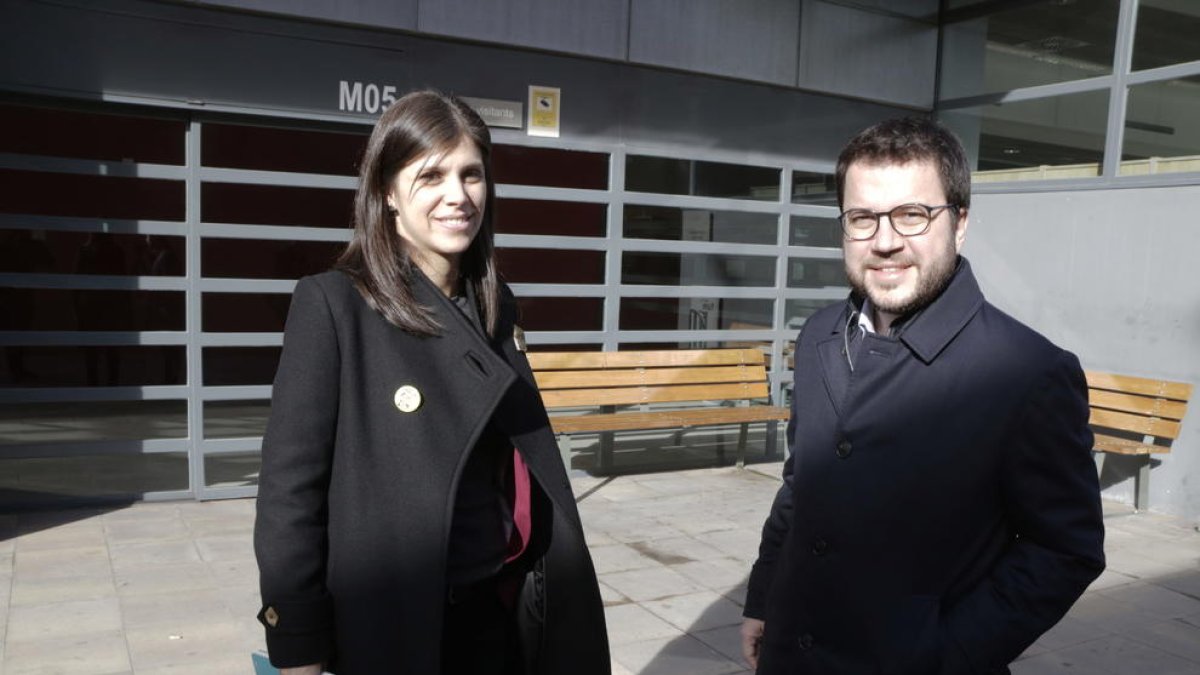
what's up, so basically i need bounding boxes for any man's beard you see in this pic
[846,245,958,319]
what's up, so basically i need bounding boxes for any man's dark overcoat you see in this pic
[254,270,609,674]
[746,258,1105,674]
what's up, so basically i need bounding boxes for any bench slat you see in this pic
[1085,371,1193,401]
[1089,408,1182,440]
[535,365,761,390]
[1088,389,1189,421]
[549,405,789,434]
[529,348,764,370]
[539,381,769,408]
[1093,433,1171,455]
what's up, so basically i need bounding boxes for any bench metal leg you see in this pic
[557,434,573,470]
[765,420,780,461]
[598,431,614,472]
[736,423,749,469]
[1135,455,1150,512]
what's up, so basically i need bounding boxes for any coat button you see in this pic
[393,385,422,413]
[812,538,829,556]
[798,633,814,650]
[836,439,852,458]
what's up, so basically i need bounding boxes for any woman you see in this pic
[254,90,609,675]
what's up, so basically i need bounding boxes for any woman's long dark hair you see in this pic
[336,90,500,337]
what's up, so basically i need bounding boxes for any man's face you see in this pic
[842,160,968,325]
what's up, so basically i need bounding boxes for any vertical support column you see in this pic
[603,149,625,352]
[1102,0,1138,178]
[185,118,205,499]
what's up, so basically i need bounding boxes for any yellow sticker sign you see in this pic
[527,85,561,138]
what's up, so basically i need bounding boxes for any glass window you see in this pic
[940,90,1109,181]
[623,252,776,287]
[0,230,185,276]
[626,156,781,201]
[0,169,185,220]
[1,346,185,387]
[516,297,603,331]
[1120,77,1200,176]
[497,248,605,284]
[526,343,602,353]
[202,293,292,333]
[0,453,189,507]
[620,298,773,330]
[787,257,847,289]
[204,400,270,439]
[789,215,842,248]
[202,123,367,175]
[201,183,354,228]
[205,451,262,489]
[0,400,188,446]
[624,205,778,245]
[1132,1,1200,71]
[939,1,1120,99]
[492,146,608,190]
[201,238,344,280]
[785,298,840,329]
[203,347,281,387]
[791,171,838,205]
[0,289,184,331]
[0,103,185,164]
[496,199,606,237]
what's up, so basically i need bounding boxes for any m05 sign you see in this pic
[339,80,397,114]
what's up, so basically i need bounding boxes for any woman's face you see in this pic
[386,137,486,278]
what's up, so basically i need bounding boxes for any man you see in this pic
[741,118,1104,674]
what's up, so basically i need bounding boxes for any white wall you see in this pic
[967,185,1200,520]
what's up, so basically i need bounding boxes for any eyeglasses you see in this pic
[838,203,957,241]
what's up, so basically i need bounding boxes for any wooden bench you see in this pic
[528,348,789,470]
[1086,371,1193,511]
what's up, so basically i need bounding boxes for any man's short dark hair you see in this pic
[835,117,971,211]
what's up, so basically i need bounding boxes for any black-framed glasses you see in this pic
[838,203,957,241]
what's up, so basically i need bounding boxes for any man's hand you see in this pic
[741,617,765,670]
[281,665,322,675]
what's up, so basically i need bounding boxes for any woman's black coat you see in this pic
[254,270,610,674]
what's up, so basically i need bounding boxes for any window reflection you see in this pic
[516,297,603,331]
[1121,78,1200,176]
[203,293,292,332]
[786,258,847,289]
[789,216,842,248]
[626,156,781,201]
[497,248,604,284]
[205,452,262,489]
[791,172,838,206]
[620,298,773,331]
[492,146,609,190]
[1133,1,1200,71]
[622,252,775,287]
[0,346,185,387]
[202,182,354,228]
[204,400,271,439]
[785,299,839,329]
[0,230,186,277]
[203,123,367,175]
[0,169,185,220]
[0,288,184,331]
[0,400,188,446]
[940,1,1119,99]
[201,238,344,280]
[941,90,1109,181]
[0,103,185,164]
[624,205,777,245]
[0,454,189,507]
[496,199,606,237]
[203,347,281,387]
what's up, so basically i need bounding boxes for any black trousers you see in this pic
[441,577,523,675]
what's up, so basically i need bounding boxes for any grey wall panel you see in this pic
[628,0,799,86]
[797,0,937,109]
[0,0,907,165]
[184,0,418,30]
[417,0,628,61]
[968,187,1200,520]
[832,0,939,20]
